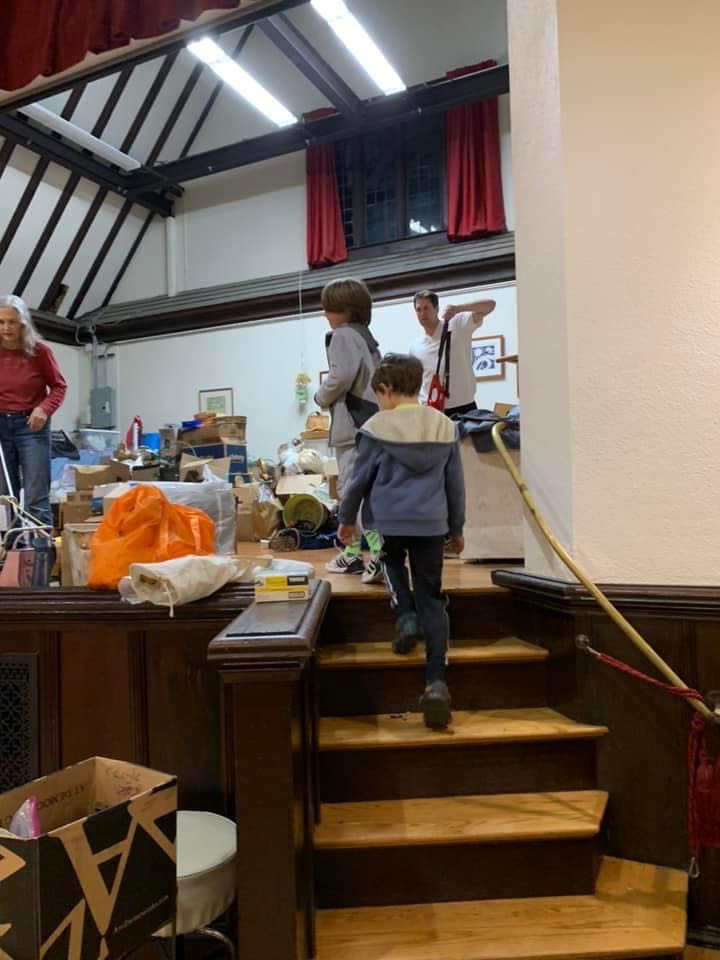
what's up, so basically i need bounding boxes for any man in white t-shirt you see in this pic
[409,290,496,415]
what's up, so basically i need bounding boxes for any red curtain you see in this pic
[446,61,506,242]
[0,0,245,93]
[306,138,347,268]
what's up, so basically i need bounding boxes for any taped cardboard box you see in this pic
[61,521,101,586]
[0,757,177,960]
[60,491,94,527]
[180,416,246,446]
[234,482,259,543]
[275,474,325,498]
[74,464,115,490]
[180,454,248,484]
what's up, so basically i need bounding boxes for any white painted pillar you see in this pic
[508,0,720,584]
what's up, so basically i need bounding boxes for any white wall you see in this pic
[508,0,720,585]
[47,341,91,433]
[115,100,514,301]
[113,282,517,458]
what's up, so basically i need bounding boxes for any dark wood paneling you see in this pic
[318,660,547,717]
[319,593,516,646]
[315,837,600,908]
[320,739,600,803]
[495,569,720,936]
[145,626,224,811]
[59,627,140,764]
[0,630,59,775]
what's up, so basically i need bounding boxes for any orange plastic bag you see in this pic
[87,486,215,590]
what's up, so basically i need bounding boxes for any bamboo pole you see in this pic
[491,421,713,723]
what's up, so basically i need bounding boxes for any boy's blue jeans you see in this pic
[0,413,52,529]
[381,535,448,685]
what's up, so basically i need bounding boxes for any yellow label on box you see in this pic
[254,573,310,602]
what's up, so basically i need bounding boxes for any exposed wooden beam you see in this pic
[39,56,185,313]
[68,201,133,318]
[101,211,155,308]
[0,0,310,113]
[79,234,516,341]
[126,65,510,191]
[0,110,173,216]
[0,84,86,269]
[69,44,212,317]
[259,14,362,118]
[120,52,180,153]
[179,26,254,159]
[40,190,108,311]
[100,28,255,312]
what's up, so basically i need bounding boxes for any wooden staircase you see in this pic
[312,600,688,959]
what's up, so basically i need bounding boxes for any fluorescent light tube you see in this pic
[188,37,297,127]
[311,0,405,95]
[22,103,141,171]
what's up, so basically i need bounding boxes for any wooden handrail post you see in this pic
[208,580,331,960]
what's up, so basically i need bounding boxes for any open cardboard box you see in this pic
[0,757,177,960]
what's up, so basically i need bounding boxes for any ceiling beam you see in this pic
[125,64,509,191]
[0,111,173,216]
[0,0,311,113]
[259,13,363,118]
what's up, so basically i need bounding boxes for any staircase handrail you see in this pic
[491,420,714,723]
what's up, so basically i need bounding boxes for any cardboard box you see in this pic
[111,460,161,483]
[493,402,515,417]
[74,464,114,490]
[275,474,325,498]
[187,443,247,470]
[179,416,246,446]
[234,483,260,543]
[324,457,338,500]
[180,454,248,484]
[59,491,94,527]
[254,573,310,602]
[0,757,177,960]
[61,521,101,586]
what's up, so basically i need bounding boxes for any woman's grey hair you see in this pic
[0,295,38,355]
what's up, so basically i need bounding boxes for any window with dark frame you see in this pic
[335,113,445,250]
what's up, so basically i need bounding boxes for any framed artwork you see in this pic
[198,387,234,415]
[319,370,329,385]
[471,334,506,381]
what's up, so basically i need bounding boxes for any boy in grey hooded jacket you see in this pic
[337,354,465,729]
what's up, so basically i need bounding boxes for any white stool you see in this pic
[156,810,237,960]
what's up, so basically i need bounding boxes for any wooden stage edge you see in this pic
[237,544,523,598]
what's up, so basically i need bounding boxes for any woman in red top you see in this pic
[0,295,66,530]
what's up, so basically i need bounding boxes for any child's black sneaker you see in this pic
[420,681,452,729]
[393,611,421,655]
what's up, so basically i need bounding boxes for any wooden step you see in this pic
[319,707,608,752]
[315,790,607,849]
[318,636,548,669]
[315,856,688,960]
[317,640,548,716]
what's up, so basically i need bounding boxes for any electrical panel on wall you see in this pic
[90,387,116,429]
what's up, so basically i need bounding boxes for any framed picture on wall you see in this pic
[198,387,234,415]
[471,334,506,381]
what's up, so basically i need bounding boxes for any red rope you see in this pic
[590,647,720,874]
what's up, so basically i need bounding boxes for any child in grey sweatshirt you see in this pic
[337,353,465,729]
[315,278,384,583]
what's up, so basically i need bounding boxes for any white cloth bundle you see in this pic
[120,554,314,615]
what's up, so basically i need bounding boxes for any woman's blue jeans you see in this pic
[0,413,52,529]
